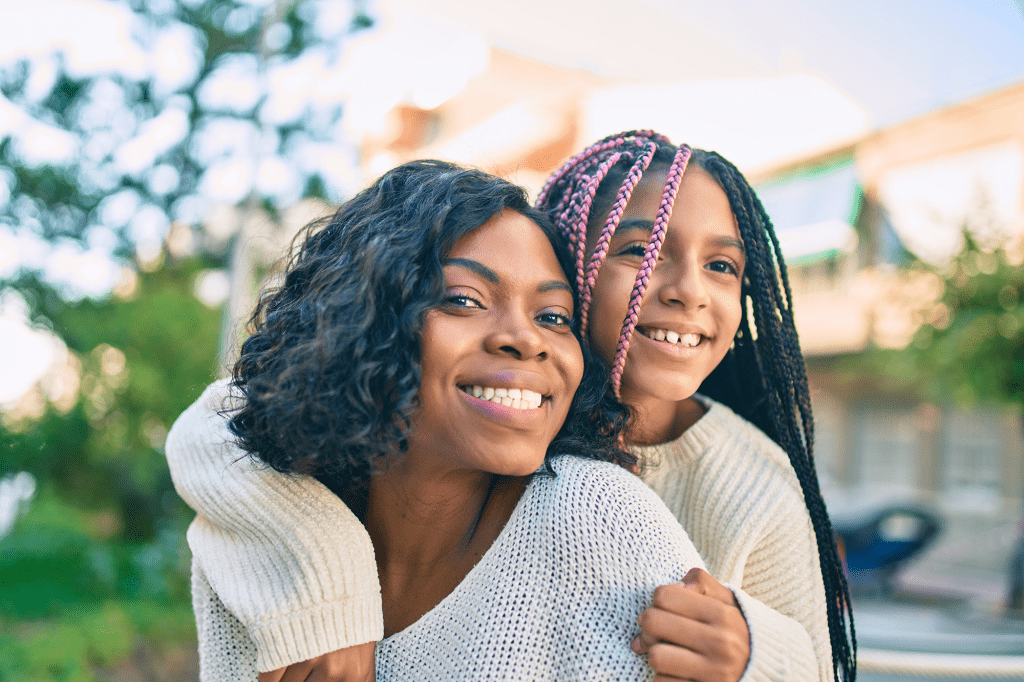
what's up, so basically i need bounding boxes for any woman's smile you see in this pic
[406,209,583,477]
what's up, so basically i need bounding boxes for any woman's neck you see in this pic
[623,394,707,446]
[366,460,526,637]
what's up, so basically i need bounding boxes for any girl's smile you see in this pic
[587,165,745,440]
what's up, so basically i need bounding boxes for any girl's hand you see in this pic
[257,641,376,682]
[632,567,750,682]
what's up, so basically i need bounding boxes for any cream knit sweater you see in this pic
[196,455,715,680]
[166,380,827,681]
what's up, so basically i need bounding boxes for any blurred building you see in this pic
[749,81,1024,601]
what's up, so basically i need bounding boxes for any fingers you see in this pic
[647,642,708,680]
[678,568,738,609]
[633,575,751,682]
[634,602,721,654]
[258,641,376,682]
[648,580,737,628]
[258,668,287,682]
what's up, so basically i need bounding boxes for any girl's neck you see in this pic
[623,394,707,446]
[366,460,526,637]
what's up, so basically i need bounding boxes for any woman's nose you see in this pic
[483,311,548,360]
[657,260,710,309]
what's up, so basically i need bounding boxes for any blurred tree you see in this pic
[3,258,223,540]
[1,0,372,272]
[842,228,1024,608]
[0,1,373,674]
[0,0,373,534]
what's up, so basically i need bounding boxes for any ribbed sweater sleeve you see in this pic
[166,379,383,673]
[639,398,832,682]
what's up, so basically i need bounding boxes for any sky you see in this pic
[411,0,1024,128]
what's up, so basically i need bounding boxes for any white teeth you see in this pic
[461,385,544,410]
[643,327,702,347]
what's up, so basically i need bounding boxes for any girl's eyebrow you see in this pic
[615,219,745,252]
[716,236,746,252]
[613,218,654,236]
[444,257,571,294]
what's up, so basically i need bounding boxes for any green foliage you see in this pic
[842,231,1024,407]
[3,255,223,537]
[0,0,375,675]
[0,0,374,252]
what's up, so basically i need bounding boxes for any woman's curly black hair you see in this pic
[228,159,633,516]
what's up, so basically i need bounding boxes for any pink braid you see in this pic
[609,144,692,397]
[535,130,671,208]
[579,143,657,334]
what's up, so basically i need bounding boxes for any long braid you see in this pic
[695,150,857,682]
[537,132,856,682]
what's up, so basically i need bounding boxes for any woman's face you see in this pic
[587,166,745,406]
[407,210,583,477]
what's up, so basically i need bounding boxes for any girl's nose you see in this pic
[657,260,710,309]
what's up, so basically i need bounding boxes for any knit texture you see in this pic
[376,456,704,679]
[635,395,830,682]
[188,456,704,680]
[168,381,827,681]
[166,379,383,672]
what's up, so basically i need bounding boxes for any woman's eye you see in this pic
[707,260,739,276]
[444,294,483,309]
[536,311,572,328]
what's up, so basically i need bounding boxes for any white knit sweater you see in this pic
[192,455,712,680]
[167,380,826,681]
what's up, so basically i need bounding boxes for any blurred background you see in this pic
[1,0,1024,680]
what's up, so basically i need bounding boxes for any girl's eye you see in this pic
[444,294,484,309]
[536,310,572,328]
[707,259,739,276]
[615,241,648,258]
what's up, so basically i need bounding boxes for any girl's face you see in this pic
[407,210,583,476]
[587,166,745,408]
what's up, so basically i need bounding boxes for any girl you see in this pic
[168,132,854,681]
[185,158,716,680]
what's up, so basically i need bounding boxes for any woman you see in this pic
[179,159,712,680]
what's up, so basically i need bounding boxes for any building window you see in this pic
[942,409,1002,510]
[856,408,918,493]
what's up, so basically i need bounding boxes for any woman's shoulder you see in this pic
[528,456,704,573]
[541,456,659,508]
[533,457,702,564]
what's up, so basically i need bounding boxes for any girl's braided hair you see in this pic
[536,130,856,682]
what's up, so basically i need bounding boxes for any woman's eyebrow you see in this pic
[539,280,572,293]
[443,257,499,283]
